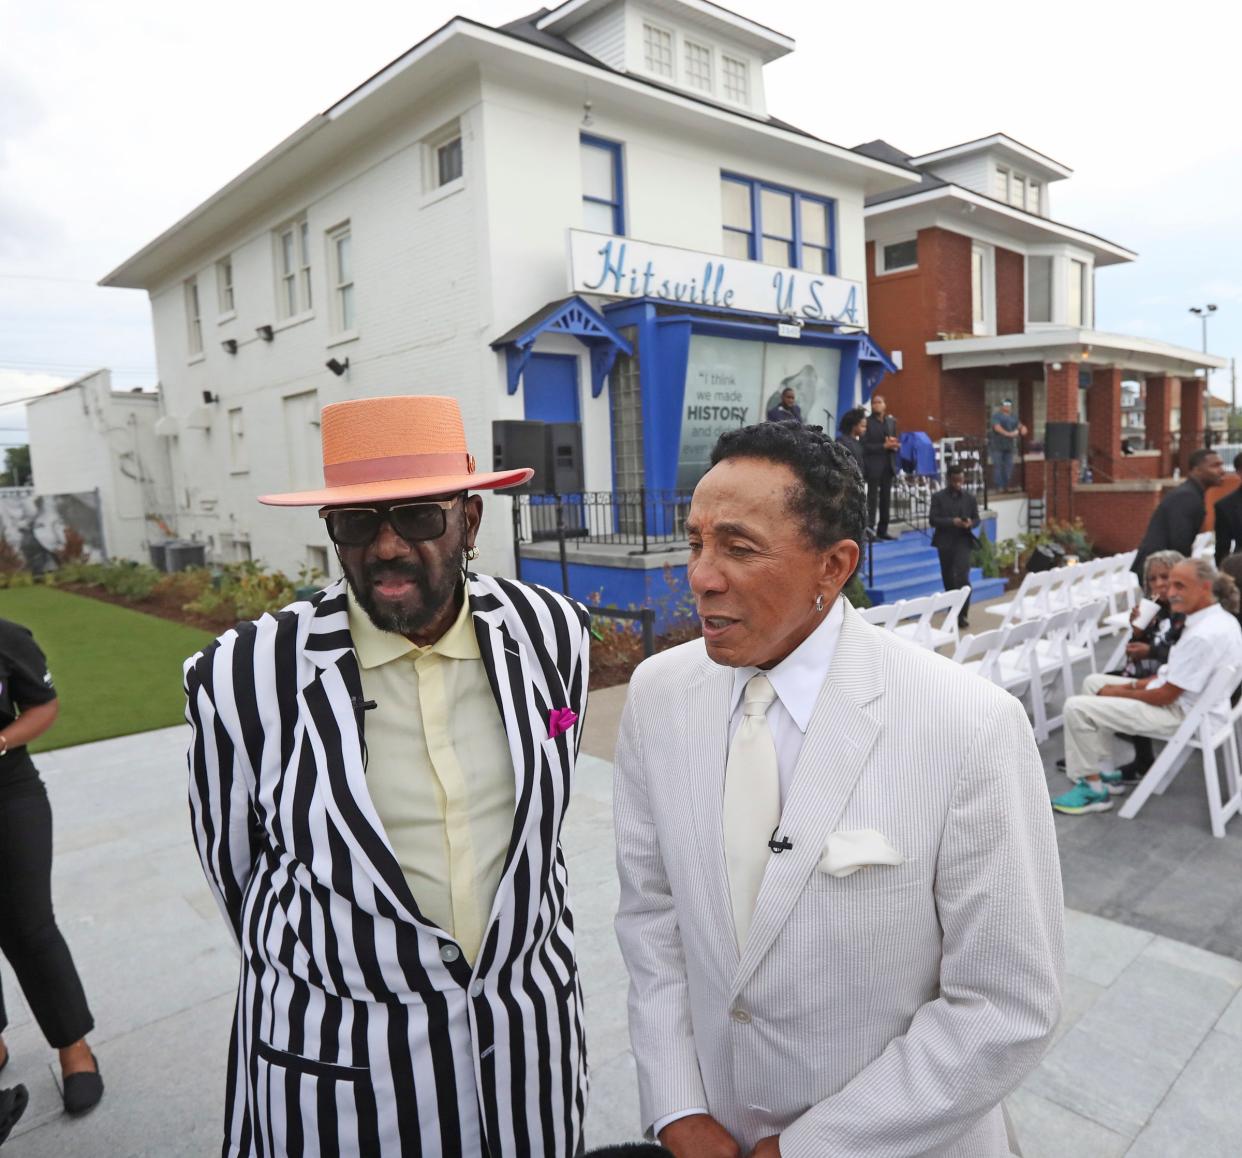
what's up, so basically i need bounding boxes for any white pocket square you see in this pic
[817,828,905,877]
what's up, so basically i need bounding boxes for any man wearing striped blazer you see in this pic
[186,396,590,1157]
[615,422,1063,1158]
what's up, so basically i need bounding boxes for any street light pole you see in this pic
[1189,303,1218,446]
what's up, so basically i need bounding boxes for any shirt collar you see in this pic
[729,596,845,734]
[1184,601,1222,630]
[347,585,480,669]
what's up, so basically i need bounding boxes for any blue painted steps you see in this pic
[862,530,1008,606]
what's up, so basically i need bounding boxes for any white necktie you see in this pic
[723,674,780,948]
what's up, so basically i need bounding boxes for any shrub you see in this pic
[0,535,24,574]
[55,526,89,566]
[153,567,213,606]
[844,575,871,608]
[99,562,161,601]
[972,530,1000,579]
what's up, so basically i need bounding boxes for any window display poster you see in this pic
[677,336,763,489]
[676,337,841,489]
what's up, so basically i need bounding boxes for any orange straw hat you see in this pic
[258,395,533,507]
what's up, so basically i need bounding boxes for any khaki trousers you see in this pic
[1063,674,1184,780]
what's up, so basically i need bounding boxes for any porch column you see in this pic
[1179,378,1206,475]
[1017,379,1035,441]
[1145,375,1176,477]
[1044,361,1079,519]
[1087,367,1124,482]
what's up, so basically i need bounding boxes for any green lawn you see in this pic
[0,587,215,752]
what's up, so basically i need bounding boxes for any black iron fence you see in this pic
[511,488,694,555]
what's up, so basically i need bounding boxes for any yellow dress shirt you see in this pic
[348,588,515,964]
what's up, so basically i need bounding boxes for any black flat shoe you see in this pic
[0,1084,29,1144]
[62,1053,103,1115]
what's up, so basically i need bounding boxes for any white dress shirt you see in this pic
[652,596,844,1139]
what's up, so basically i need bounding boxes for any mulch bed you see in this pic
[54,583,235,634]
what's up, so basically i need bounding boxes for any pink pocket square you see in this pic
[547,708,578,738]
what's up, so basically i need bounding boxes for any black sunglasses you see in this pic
[319,499,459,547]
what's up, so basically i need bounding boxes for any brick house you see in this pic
[857,134,1226,552]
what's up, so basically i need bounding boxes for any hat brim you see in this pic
[258,467,535,507]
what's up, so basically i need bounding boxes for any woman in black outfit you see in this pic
[0,618,103,1115]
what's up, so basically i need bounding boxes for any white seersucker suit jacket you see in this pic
[614,599,1064,1158]
[186,573,590,1157]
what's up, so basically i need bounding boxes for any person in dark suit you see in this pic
[1133,448,1224,576]
[929,465,980,627]
[1214,453,1242,566]
[835,407,867,476]
[862,393,899,539]
[766,386,803,424]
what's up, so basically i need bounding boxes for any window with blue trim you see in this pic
[581,135,624,235]
[720,174,835,274]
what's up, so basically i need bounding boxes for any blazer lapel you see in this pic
[468,578,569,901]
[298,582,431,930]
[730,603,884,999]
[687,656,741,960]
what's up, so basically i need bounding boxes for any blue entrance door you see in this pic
[523,353,580,423]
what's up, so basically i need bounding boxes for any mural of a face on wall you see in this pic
[0,491,105,574]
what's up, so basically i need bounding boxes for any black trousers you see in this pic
[938,541,974,622]
[0,772,94,1049]
[867,476,892,535]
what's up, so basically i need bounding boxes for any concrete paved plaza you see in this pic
[4,700,1241,1155]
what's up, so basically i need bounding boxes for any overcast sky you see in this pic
[1,0,1238,445]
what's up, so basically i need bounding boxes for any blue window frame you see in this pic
[581,134,625,236]
[720,173,835,275]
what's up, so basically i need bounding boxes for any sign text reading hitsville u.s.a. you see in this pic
[568,230,866,327]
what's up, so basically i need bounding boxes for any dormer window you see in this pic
[684,41,713,91]
[643,23,674,78]
[722,55,750,104]
[994,165,1043,215]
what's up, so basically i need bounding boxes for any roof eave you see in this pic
[864,186,1136,265]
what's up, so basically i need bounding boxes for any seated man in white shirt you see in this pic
[1053,558,1242,815]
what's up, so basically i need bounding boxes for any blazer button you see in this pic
[470,980,485,998]
[730,1009,752,1024]
[440,944,461,963]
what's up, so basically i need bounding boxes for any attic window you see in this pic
[684,41,712,91]
[643,24,673,78]
[722,55,749,104]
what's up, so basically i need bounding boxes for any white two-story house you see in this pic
[96,0,915,598]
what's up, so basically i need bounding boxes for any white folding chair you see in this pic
[1033,600,1107,726]
[986,570,1054,628]
[992,617,1051,739]
[924,586,971,649]
[892,588,970,650]
[1118,664,1242,838]
[859,602,898,629]
[890,595,935,647]
[1027,608,1075,737]
[952,628,1009,681]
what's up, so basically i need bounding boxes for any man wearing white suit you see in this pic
[614,421,1063,1158]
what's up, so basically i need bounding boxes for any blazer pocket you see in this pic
[255,1038,369,1082]
[807,868,923,896]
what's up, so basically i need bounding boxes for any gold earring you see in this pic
[466,546,480,561]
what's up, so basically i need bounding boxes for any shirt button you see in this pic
[730,1009,752,1024]
[440,944,461,963]
[470,980,485,998]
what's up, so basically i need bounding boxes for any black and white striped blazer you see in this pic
[185,573,591,1158]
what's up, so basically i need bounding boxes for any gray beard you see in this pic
[345,561,462,637]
